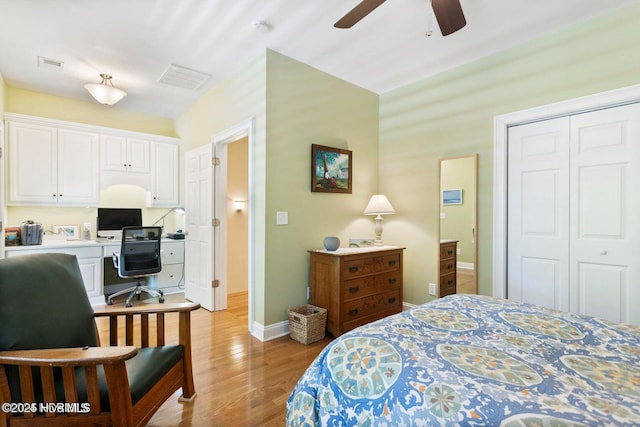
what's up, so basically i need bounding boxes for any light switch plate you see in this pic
[276,211,289,225]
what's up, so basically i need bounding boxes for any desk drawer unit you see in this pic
[309,247,404,336]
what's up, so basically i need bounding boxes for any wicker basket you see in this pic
[288,304,327,345]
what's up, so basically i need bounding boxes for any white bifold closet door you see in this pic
[508,103,640,324]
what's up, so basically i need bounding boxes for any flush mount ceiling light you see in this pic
[84,73,127,105]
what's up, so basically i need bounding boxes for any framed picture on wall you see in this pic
[442,189,463,205]
[311,144,352,193]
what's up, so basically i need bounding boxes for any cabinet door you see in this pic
[127,138,150,173]
[8,121,58,204]
[101,134,128,171]
[77,256,102,297]
[57,128,100,205]
[150,142,179,206]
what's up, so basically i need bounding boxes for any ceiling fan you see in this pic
[334,0,466,36]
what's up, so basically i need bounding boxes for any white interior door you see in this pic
[184,144,215,311]
[507,117,571,311]
[569,103,640,324]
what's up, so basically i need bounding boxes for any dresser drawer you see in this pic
[341,289,401,323]
[440,272,456,294]
[341,253,400,280]
[440,258,456,274]
[440,242,456,259]
[341,271,401,302]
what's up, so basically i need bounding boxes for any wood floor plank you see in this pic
[97,292,332,426]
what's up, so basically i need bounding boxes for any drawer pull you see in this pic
[388,260,396,266]
[348,308,359,317]
[447,263,454,269]
[349,266,359,273]
[349,286,359,293]
[388,297,396,304]
[389,278,397,284]
[447,279,454,285]
[447,250,454,256]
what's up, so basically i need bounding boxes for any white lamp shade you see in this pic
[364,194,395,215]
[84,82,127,105]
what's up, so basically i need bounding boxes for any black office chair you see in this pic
[107,226,165,307]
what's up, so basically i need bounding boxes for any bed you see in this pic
[286,294,640,426]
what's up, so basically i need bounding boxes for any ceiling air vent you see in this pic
[37,56,64,71]
[158,64,211,90]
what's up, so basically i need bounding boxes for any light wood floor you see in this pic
[456,268,476,294]
[96,292,333,426]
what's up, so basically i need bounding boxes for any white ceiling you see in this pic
[0,0,636,119]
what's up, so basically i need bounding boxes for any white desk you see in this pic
[5,238,184,304]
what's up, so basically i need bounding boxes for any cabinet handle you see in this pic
[128,164,132,167]
[59,194,62,197]
[388,297,396,304]
[447,250,454,256]
[388,260,396,266]
[349,266,358,273]
[123,163,127,167]
[389,278,397,284]
[348,308,359,317]
[447,263,453,269]
[447,279,454,285]
[349,286,359,293]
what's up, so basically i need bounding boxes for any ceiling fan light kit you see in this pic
[334,0,466,36]
[84,73,127,105]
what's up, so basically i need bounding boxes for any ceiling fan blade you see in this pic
[334,0,387,28]
[431,0,466,36]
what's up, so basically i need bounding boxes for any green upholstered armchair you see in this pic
[0,253,199,427]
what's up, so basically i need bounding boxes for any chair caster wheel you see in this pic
[159,297,165,303]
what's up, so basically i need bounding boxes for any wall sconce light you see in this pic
[363,194,395,246]
[233,200,247,212]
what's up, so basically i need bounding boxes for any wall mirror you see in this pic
[439,154,478,295]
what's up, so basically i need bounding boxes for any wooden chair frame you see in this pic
[0,301,199,427]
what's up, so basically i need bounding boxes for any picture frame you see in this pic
[53,225,79,239]
[442,189,463,205]
[311,144,352,193]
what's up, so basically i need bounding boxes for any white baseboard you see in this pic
[457,262,475,270]
[251,320,290,342]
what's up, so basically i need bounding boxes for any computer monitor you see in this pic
[97,208,142,240]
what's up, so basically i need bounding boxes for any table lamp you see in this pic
[363,195,395,246]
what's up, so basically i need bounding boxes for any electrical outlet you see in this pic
[429,283,437,296]
[456,247,461,255]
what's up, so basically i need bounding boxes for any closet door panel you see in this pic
[507,117,570,310]
[570,103,640,324]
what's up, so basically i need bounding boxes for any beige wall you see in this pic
[226,137,248,294]
[379,2,640,304]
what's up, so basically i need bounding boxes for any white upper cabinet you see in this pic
[101,134,150,173]
[7,120,99,205]
[149,141,179,206]
[5,114,180,206]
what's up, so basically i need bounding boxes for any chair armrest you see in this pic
[0,346,138,420]
[92,302,200,348]
[93,301,200,317]
[0,346,137,367]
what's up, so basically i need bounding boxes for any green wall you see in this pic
[264,51,379,325]
[379,2,640,304]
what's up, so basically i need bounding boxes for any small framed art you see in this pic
[311,144,352,193]
[442,189,463,205]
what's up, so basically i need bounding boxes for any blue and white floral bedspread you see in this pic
[286,294,640,426]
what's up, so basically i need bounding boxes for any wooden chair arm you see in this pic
[0,346,137,366]
[92,301,200,317]
[0,346,138,423]
[92,301,200,348]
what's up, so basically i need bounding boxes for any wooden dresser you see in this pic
[439,240,457,297]
[308,246,404,336]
